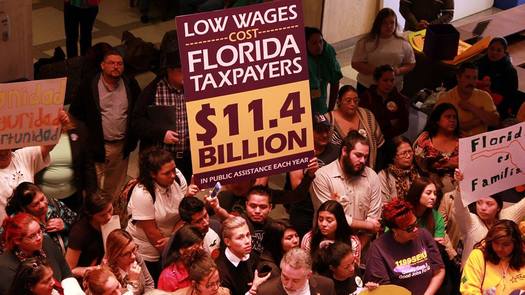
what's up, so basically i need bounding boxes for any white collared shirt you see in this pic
[284,280,311,295]
[225,247,250,267]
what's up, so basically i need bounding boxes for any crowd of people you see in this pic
[3,1,525,294]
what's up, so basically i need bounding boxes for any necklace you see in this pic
[501,261,510,279]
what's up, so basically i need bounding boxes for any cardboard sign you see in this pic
[176,0,313,187]
[0,78,66,149]
[459,122,525,204]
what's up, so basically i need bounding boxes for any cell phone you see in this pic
[209,182,221,199]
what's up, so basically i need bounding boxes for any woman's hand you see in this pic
[127,261,141,282]
[46,218,65,232]
[454,169,464,182]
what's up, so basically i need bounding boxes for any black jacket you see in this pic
[70,73,140,162]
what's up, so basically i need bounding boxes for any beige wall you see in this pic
[322,0,379,44]
[302,0,323,28]
[0,0,33,82]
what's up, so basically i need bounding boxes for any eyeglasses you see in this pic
[341,97,360,104]
[104,61,123,67]
[396,150,414,158]
[23,229,43,242]
[401,222,418,233]
[119,245,138,258]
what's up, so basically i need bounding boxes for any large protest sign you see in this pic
[0,78,66,150]
[176,0,313,187]
[459,122,525,204]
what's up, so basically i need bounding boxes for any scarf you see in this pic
[387,164,419,199]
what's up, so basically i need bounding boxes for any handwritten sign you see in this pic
[0,78,66,150]
[459,122,525,204]
[176,0,313,187]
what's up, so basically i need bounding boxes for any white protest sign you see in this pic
[0,78,66,149]
[459,122,525,205]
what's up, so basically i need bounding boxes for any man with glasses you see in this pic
[70,49,141,201]
[311,130,382,246]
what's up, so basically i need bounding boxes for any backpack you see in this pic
[114,178,139,228]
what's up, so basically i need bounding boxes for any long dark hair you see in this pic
[482,220,525,270]
[423,103,460,138]
[313,241,353,278]
[263,221,297,265]
[405,177,440,236]
[164,225,204,268]
[310,201,353,255]
[8,257,52,295]
[6,182,44,216]
[139,147,175,203]
[364,8,402,49]
[82,191,111,220]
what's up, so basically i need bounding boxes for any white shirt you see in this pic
[126,169,187,261]
[0,146,49,222]
[352,35,415,89]
[204,228,220,257]
[284,280,311,295]
[225,247,250,267]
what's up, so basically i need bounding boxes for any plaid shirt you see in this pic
[154,79,189,154]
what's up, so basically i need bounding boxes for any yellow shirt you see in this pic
[461,249,525,295]
[436,87,498,137]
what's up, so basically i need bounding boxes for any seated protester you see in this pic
[414,103,460,193]
[477,37,519,119]
[435,62,499,138]
[7,257,62,295]
[171,250,230,295]
[257,247,336,295]
[158,226,204,292]
[260,221,300,277]
[216,216,270,295]
[405,178,446,241]
[126,147,198,283]
[0,110,70,223]
[406,177,460,293]
[359,65,409,141]
[301,200,361,267]
[167,196,220,260]
[5,182,77,253]
[378,136,419,203]
[35,116,97,213]
[461,220,525,293]
[311,131,382,248]
[364,198,445,295]
[208,185,275,256]
[0,213,82,294]
[216,173,314,219]
[287,114,330,238]
[83,267,122,295]
[65,191,113,278]
[313,242,358,295]
[104,229,155,295]
[453,170,525,267]
[324,85,384,170]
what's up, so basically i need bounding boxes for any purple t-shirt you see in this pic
[364,228,444,295]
